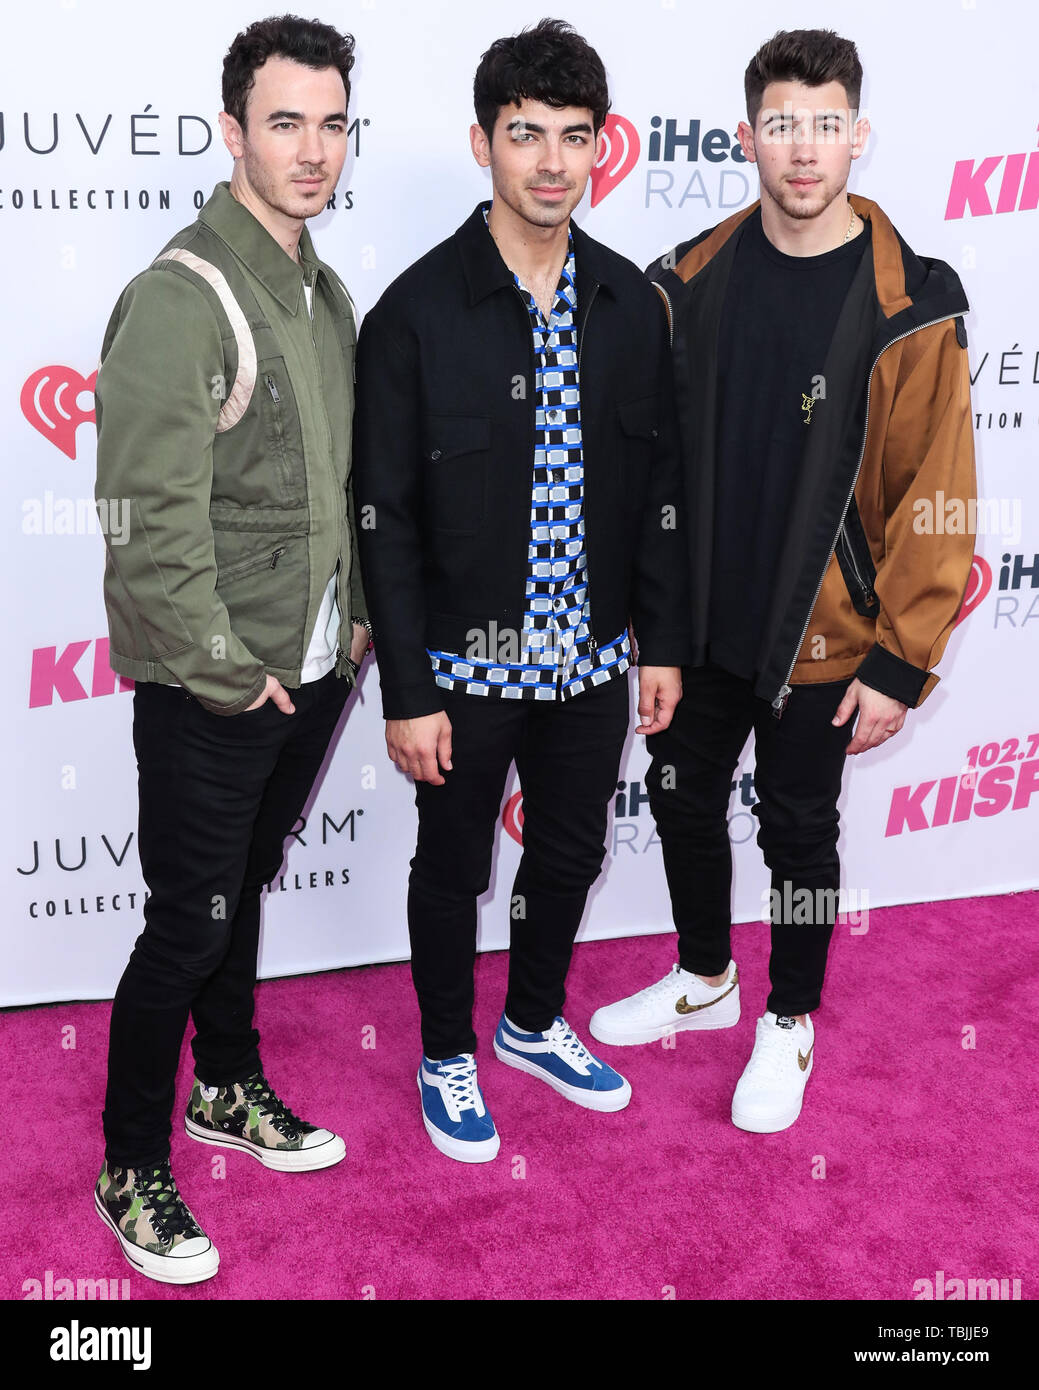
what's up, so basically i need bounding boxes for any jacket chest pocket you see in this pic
[257,356,307,508]
[423,414,491,534]
[617,394,660,494]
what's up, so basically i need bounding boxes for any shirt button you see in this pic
[548,409,561,422]
[554,598,564,610]
[430,449,442,460]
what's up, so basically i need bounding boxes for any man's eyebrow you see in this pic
[505,119,593,135]
[762,110,846,124]
[264,109,348,123]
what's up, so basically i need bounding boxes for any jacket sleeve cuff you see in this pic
[855,643,934,707]
[379,677,446,722]
[636,632,695,669]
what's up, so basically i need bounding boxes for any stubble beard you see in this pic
[494,172,579,230]
[241,142,327,222]
[765,166,849,222]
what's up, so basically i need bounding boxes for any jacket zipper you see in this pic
[654,281,675,348]
[838,524,875,608]
[304,272,353,670]
[770,313,956,719]
[219,546,286,585]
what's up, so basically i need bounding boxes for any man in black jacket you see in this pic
[354,20,688,1162]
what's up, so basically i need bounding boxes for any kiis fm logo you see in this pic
[20,364,96,458]
[29,638,132,708]
[945,125,1039,219]
[887,728,1039,836]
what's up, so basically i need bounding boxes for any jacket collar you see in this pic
[669,193,967,325]
[454,201,616,305]
[199,181,320,314]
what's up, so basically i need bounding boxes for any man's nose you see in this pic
[537,139,567,174]
[297,124,326,165]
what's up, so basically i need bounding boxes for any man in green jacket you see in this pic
[92,15,368,1285]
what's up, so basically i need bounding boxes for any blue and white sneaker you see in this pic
[417,1054,500,1163]
[493,1014,632,1112]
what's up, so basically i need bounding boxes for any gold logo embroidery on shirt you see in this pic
[801,392,815,425]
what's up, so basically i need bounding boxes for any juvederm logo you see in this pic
[944,125,1039,219]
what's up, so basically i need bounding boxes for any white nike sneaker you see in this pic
[588,960,740,1046]
[731,1011,814,1133]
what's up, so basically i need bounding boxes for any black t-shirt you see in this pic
[708,208,872,680]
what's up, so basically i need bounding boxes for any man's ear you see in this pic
[470,121,491,169]
[851,114,871,162]
[219,111,245,160]
[736,119,757,165]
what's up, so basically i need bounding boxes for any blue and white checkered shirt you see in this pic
[427,208,631,701]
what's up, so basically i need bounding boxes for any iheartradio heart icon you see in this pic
[21,365,98,460]
[955,555,992,626]
[590,114,641,207]
[502,790,525,845]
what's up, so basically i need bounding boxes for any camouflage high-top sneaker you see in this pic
[184,1071,345,1172]
[94,1158,219,1284]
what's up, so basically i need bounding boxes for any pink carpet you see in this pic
[5,892,1036,1301]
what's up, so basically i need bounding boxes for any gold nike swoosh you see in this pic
[675,975,738,1015]
[798,1043,814,1071]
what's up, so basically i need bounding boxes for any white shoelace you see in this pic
[743,1021,800,1083]
[546,1018,601,1070]
[435,1057,480,1112]
[631,965,697,1012]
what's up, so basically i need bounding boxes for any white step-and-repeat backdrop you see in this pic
[4,0,1036,1005]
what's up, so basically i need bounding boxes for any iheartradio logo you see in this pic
[955,555,993,626]
[502,791,525,845]
[590,114,640,207]
[21,365,97,460]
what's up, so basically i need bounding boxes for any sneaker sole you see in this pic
[493,1038,632,1111]
[94,1192,219,1285]
[588,1002,740,1047]
[184,1117,346,1171]
[417,1074,500,1163]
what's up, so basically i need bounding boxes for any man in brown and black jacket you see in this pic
[590,28,976,1133]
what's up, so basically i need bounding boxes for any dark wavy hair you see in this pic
[745,29,862,126]
[222,14,356,130]
[474,18,610,143]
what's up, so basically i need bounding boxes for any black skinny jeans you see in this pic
[408,676,630,1059]
[646,664,856,1017]
[102,671,350,1168]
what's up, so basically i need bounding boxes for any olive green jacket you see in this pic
[94,181,365,715]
